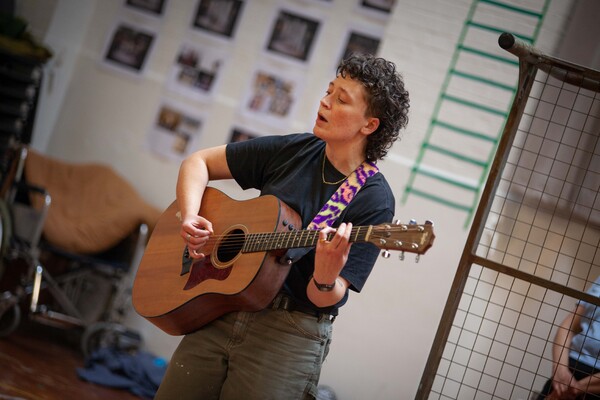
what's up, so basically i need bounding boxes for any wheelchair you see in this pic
[0,143,159,356]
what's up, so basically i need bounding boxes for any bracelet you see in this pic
[312,275,336,292]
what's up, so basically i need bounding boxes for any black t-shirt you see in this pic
[225,133,395,315]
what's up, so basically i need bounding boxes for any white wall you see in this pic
[27,0,95,152]
[18,0,595,398]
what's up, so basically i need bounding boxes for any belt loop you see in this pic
[280,295,292,311]
[318,313,336,323]
[271,293,282,310]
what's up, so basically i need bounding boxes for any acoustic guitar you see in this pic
[132,187,435,335]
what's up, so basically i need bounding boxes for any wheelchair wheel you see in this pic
[0,296,21,337]
[81,321,142,357]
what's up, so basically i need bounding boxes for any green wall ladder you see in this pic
[401,0,551,227]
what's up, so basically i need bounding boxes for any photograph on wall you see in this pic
[336,30,381,67]
[167,41,228,101]
[359,0,396,14]
[146,100,204,162]
[124,0,168,16]
[102,21,156,74]
[192,0,245,39]
[240,64,304,129]
[228,126,261,143]
[266,9,321,63]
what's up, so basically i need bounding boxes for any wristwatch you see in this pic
[312,275,336,292]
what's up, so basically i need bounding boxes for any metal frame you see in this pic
[416,32,600,399]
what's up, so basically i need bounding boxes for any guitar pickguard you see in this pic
[184,258,232,290]
[182,225,247,290]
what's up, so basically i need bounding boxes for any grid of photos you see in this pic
[101,0,396,162]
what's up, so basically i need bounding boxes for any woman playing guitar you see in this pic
[155,53,410,400]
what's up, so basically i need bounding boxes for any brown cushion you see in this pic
[24,149,161,254]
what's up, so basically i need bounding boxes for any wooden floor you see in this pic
[0,322,143,400]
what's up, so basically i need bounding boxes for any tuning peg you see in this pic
[381,250,391,259]
[425,220,434,226]
[393,220,407,231]
[409,219,417,225]
[415,254,420,263]
[399,251,405,261]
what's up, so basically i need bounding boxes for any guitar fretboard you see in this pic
[243,226,372,253]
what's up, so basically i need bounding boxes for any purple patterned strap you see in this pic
[307,161,379,230]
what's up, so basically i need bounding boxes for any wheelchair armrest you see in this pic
[41,222,150,273]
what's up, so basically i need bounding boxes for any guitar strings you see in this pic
[188,227,362,250]
[187,226,414,252]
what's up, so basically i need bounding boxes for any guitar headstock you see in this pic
[367,220,435,261]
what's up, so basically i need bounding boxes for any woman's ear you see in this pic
[361,117,380,136]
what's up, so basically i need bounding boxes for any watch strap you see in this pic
[312,275,336,292]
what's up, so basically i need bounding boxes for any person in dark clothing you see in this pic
[155,53,410,400]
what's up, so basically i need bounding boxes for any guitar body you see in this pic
[132,187,302,336]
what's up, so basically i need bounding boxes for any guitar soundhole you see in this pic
[216,228,245,264]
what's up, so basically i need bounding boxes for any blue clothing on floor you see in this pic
[77,347,167,399]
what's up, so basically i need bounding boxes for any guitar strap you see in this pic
[307,160,379,230]
[281,159,379,264]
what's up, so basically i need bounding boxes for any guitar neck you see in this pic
[242,226,372,253]
[241,221,434,255]
[244,226,371,253]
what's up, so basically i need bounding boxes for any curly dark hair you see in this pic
[337,53,410,161]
